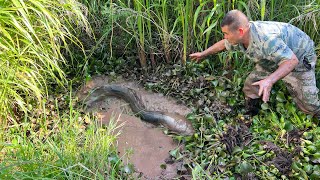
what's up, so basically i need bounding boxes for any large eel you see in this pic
[84,85,195,135]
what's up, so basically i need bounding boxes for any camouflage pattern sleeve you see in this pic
[264,38,294,65]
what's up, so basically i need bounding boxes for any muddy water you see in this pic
[77,75,192,179]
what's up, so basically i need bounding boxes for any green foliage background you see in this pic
[77,0,320,179]
[79,0,319,72]
[0,0,320,179]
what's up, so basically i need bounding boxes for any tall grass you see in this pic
[175,0,193,65]
[84,0,319,68]
[133,0,147,68]
[153,0,171,64]
[289,0,320,45]
[0,91,126,179]
[145,0,156,66]
[193,1,222,51]
[0,0,89,120]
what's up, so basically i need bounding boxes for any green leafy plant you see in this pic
[0,87,128,179]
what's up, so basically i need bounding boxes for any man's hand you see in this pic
[189,52,204,62]
[189,40,226,62]
[251,54,299,103]
[251,78,274,103]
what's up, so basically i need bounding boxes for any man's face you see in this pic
[221,25,241,45]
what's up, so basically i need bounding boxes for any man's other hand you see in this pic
[251,78,274,103]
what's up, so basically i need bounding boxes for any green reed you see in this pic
[90,0,320,67]
[0,0,89,121]
[175,0,193,65]
[193,1,222,51]
[153,0,172,63]
[0,89,125,179]
[145,0,156,66]
[133,0,147,68]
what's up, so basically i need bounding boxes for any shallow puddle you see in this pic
[77,75,192,179]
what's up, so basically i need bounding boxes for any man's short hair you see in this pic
[221,10,248,31]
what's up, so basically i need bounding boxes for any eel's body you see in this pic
[84,85,194,135]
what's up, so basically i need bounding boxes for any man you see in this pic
[189,10,319,117]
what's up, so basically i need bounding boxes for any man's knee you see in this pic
[295,99,320,116]
[243,69,269,99]
[243,79,260,99]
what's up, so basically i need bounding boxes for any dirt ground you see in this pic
[76,75,192,179]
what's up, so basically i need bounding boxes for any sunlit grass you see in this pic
[0,90,125,179]
[80,0,319,68]
[0,0,89,120]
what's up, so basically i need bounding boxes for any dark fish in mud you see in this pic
[84,85,195,135]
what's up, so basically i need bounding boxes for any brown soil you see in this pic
[76,75,192,179]
[260,141,300,175]
[220,122,253,154]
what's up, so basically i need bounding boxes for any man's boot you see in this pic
[244,98,261,116]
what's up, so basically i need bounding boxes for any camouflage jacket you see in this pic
[225,21,316,72]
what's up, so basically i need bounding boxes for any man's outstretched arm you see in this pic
[189,39,226,62]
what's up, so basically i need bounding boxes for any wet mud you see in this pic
[77,75,192,179]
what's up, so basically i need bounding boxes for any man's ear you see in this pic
[239,28,244,35]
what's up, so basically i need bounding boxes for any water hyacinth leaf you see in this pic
[217,157,226,172]
[205,76,215,81]
[228,97,236,106]
[108,154,119,163]
[313,165,320,172]
[204,134,213,140]
[215,86,224,93]
[220,90,229,97]
[186,113,196,121]
[276,92,286,102]
[203,114,213,121]
[307,145,317,154]
[312,152,320,164]
[204,106,210,113]
[292,162,308,179]
[303,164,313,174]
[232,146,242,155]
[170,148,182,159]
[284,121,294,131]
[233,156,242,164]
[303,132,313,139]
[242,153,251,158]
[174,135,184,142]
[228,156,241,167]
[123,164,134,174]
[195,88,202,93]
[211,80,219,88]
[238,161,254,174]
[237,77,242,86]
[305,121,313,129]
[261,103,269,110]
[255,150,266,156]
[197,143,204,148]
[310,171,320,180]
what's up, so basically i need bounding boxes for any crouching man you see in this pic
[190,10,319,118]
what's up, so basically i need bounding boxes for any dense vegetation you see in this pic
[0,0,126,179]
[1,0,320,179]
